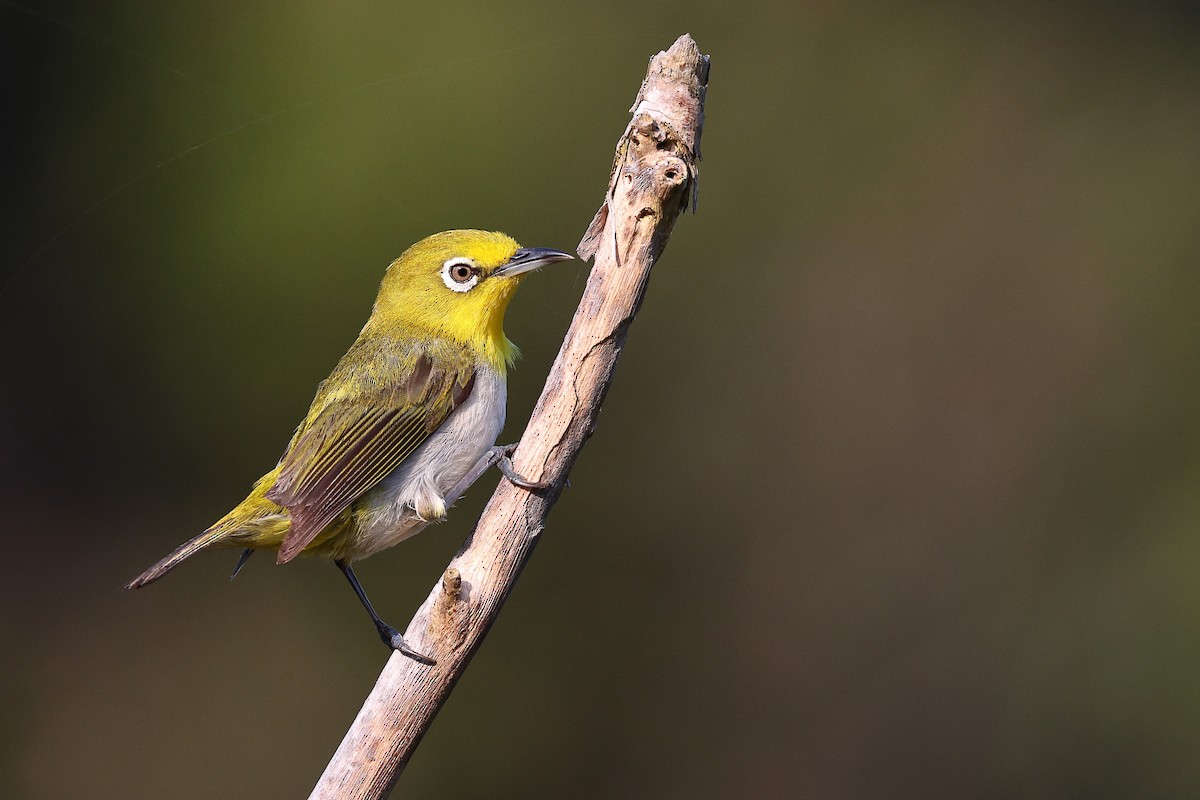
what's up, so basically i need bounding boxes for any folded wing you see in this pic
[268,340,475,562]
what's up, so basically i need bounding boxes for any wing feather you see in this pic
[267,341,475,563]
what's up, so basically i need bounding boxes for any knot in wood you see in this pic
[630,114,668,147]
[429,567,469,644]
[441,568,462,599]
[657,156,688,190]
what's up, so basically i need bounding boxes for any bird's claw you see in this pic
[379,623,437,666]
[491,444,549,491]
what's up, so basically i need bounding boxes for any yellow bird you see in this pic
[126,230,573,663]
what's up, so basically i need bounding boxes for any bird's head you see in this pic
[366,229,573,371]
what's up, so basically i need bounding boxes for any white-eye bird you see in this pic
[126,229,573,663]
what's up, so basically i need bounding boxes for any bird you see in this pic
[125,229,574,664]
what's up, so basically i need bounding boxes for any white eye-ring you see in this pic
[441,258,480,292]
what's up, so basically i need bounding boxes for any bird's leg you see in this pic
[335,559,436,666]
[443,446,549,504]
[229,548,254,581]
[490,443,549,491]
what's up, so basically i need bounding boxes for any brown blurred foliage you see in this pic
[3,1,1200,798]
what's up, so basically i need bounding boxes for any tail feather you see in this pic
[124,528,226,590]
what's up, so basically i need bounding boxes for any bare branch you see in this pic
[309,34,710,800]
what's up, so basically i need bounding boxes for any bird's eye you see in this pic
[441,258,480,292]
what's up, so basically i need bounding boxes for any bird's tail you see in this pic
[124,528,226,590]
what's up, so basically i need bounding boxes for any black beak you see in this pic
[492,247,574,278]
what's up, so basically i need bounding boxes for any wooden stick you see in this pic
[309,34,709,800]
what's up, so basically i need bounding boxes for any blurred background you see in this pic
[3,1,1200,797]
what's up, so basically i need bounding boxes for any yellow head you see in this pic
[365,230,573,371]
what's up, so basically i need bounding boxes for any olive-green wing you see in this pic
[268,343,475,563]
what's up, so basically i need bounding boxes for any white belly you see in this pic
[349,363,506,560]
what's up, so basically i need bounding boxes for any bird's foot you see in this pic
[376,622,437,666]
[491,443,549,491]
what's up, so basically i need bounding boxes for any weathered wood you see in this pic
[309,34,709,800]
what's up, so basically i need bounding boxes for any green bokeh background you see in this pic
[4,2,1200,797]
